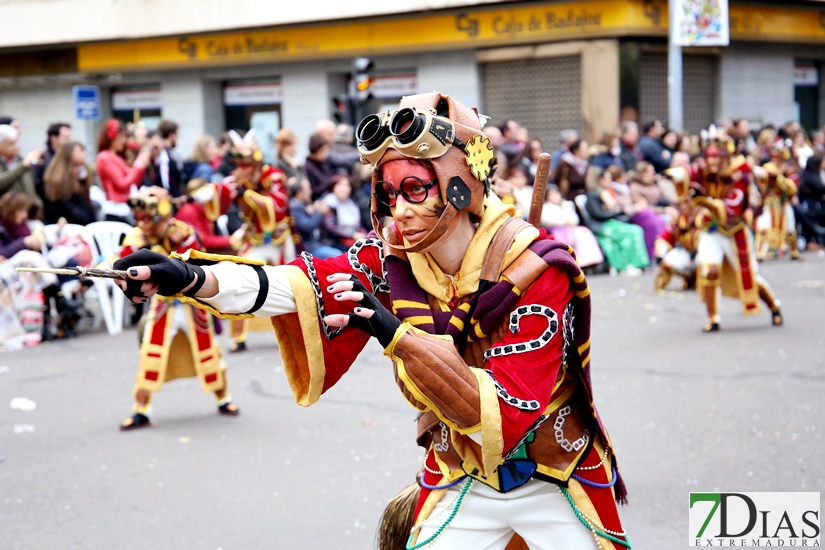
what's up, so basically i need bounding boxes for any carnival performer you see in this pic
[654,197,699,291]
[753,139,800,260]
[194,143,295,353]
[112,93,628,549]
[117,186,239,431]
[668,128,783,332]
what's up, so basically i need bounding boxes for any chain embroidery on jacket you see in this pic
[483,369,540,411]
[555,405,589,452]
[300,252,342,340]
[347,238,389,294]
[483,304,559,360]
[561,302,575,365]
[433,422,450,453]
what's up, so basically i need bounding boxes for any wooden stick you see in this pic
[16,266,130,279]
[527,152,552,228]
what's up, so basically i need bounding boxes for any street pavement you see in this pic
[1,253,824,549]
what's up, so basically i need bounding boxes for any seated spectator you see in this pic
[584,167,649,275]
[609,164,667,261]
[96,119,149,223]
[0,124,44,206]
[275,128,306,182]
[330,124,361,179]
[305,133,335,199]
[33,122,72,201]
[322,174,366,250]
[507,160,534,216]
[288,178,340,259]
[552,138,590,200]
[619,121,643,171]
[176,178,239,255]
[590,132,624,171]
[0,192,77,342]
[42,141,96,226]
[540,183,604,268]
[550,129,579,173]
[183,135,217,184]
[638,119,671,173]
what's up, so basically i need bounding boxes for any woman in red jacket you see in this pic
[96,119,150,224]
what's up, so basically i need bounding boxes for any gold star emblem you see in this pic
[464,135,495,181]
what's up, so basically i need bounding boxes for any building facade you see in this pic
[1,0,824,160]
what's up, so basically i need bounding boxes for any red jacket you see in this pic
[96,150,146,203]
[175,202,232,252]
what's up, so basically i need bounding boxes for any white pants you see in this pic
[662,246,695,276]
[755,203,795,233]
[696,230,758,272]
[415,479,598,550]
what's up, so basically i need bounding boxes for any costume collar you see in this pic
[407,193,538,306]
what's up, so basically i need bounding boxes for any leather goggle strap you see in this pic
[371,201,461,254]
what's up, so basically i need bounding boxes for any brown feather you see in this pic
[376,480,420,550]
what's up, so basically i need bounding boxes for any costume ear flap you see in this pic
[436,97,450,118]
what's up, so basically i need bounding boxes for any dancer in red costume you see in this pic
[112,93,629,548]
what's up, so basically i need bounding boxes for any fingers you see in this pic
[324,314,351,327]
[333,290,363,303]
[326,273,352,284]
[126,266,152,281]
[326,280,354,294]
[353,307,375,319]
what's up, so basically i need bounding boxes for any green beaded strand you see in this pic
[559,486,632,549]
[406,478,474,550]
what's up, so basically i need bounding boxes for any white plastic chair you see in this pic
[85,221,133,335]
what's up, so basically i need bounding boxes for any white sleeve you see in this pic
[199,262,297,317]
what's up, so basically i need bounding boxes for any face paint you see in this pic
[382,160,445,244]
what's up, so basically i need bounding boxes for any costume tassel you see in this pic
[376,481,420,550]
[613,458,629,505]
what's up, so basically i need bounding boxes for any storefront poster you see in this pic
[672,0,729,46]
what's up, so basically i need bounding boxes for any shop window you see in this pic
[111,84,162,129]
[223,78,282,164]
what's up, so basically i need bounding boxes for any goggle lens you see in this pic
[376,177,437,207]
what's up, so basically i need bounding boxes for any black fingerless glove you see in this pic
[345,275,401,348]
[113,249,205,301]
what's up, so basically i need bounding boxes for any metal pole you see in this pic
[668,0,683,132]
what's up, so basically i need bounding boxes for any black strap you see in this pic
[245,265,269,314]
[455,279,493,356]
[183,265,206,297]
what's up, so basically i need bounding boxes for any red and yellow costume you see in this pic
[118,190,236,428]
[654,202,699,291]
[668,143,781,331]
[200,150,296,350]
[753,148,800,260]
[177,93,628,548]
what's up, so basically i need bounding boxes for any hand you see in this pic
[113,249,204,304]
[23,234,43,251]
[315,201,330,215]
[23,149,44,168]
[57,217,67,230]
[323,273,401,348]
[689,181,706,198]
[135,149,151,167]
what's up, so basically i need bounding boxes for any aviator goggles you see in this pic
[356,107,462,165]
[375,176,438,208]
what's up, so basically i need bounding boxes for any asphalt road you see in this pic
[1,253,824,549]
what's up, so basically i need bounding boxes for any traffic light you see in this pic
[332,94,352,124]
[352,57,374,105]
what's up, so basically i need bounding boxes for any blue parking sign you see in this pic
[73,85,100,120]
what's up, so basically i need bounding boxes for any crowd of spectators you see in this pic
[2,107,824,350]
[483,117,825,276]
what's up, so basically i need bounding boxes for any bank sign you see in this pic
[690,493,820,546]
